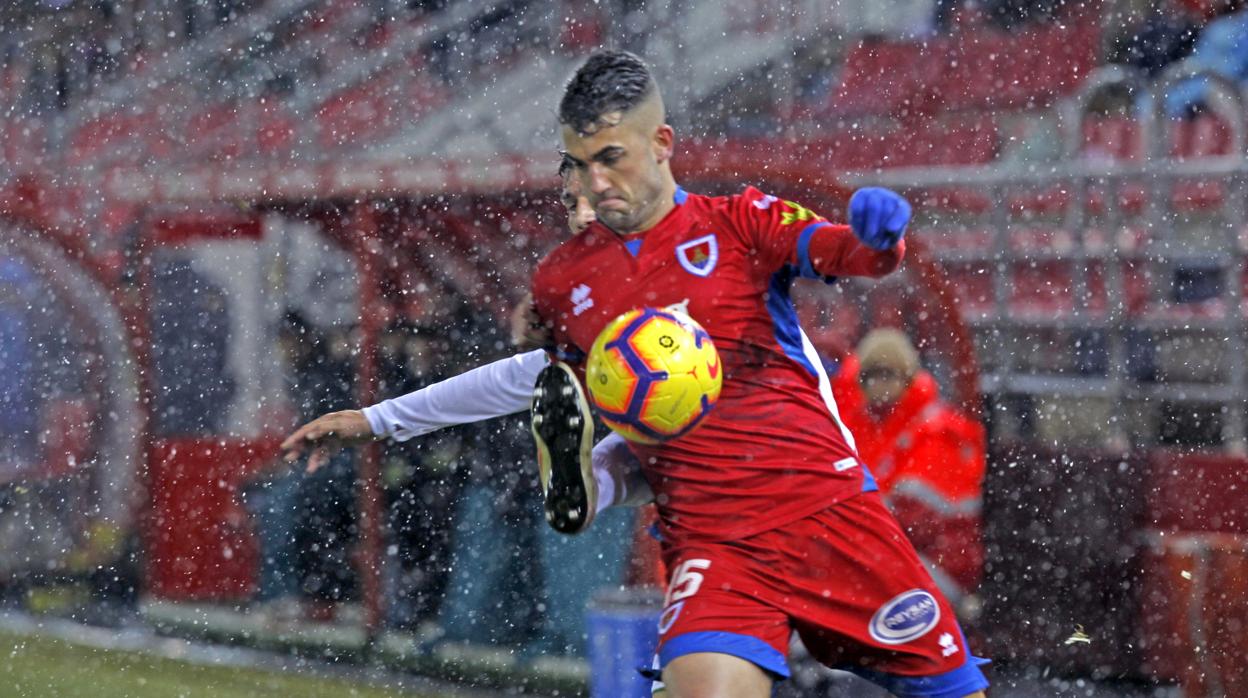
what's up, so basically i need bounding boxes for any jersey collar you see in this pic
[583,185,688,242]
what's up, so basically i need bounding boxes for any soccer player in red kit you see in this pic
[529,50,989,698]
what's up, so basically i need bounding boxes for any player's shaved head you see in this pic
[558,50,677,236]
[559,50,661,136]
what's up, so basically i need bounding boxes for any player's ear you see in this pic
[653,124,674,164]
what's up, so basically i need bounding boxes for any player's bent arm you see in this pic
[802,186,910,279]
[592,431,653,512]
[362,349,548,441]
[806,227,906,279]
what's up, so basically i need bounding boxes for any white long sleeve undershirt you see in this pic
[362,350,548,441]
[360,349,651,512]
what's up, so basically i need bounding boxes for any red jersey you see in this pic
[531,186,904,545]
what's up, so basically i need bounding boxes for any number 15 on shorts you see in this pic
[659,559,710,634]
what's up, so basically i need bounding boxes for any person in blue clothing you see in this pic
[1163,3,1248,116]
[0,257,38,474]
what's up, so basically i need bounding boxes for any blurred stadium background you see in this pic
[1,0,1248,695]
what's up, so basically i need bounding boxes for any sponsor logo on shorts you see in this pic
[869,589,941,645]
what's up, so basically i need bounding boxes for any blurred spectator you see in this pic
[1107,2,1200,77]
[1162,2,1248,116]
[149,259,236,435]
[935,0,963,31]
[0,258,38,471]
[983,0,1064,29]
[380,323,472,628]
[293,322,359,620]
[423,309,547,647]
[408,0,449,14]
[834,329,986,607]
[436,414,547,647]
[936,0,1073,31]
[240,311,318,614]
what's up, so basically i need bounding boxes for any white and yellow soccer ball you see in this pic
[585,307,723,444]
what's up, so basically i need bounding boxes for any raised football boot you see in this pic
[531,361,597,534]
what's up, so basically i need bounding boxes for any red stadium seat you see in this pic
[1083,186,1151,217]
[1,118,45,165]
[916,187,993,216]
[1080,115,1143,162]
[1009,260,1075,315]
[256,101,297,157]
[834,16,1099,116]
[184,102,244,161]
[932,226,994,254]
[1008,187,1070,218]
[944,262,996,316]
[68,111,157,166]
[1079,115,1230,211]
[1171,180,1227,212]
[825,38,946,118]
[941,30,1013,111]
[316,78,401,149]
[1007,227,1076,255]
[1170,113,1233,160]
[1085,262,1110,315]
[1026,19,1100,105]
[817,113,998,170]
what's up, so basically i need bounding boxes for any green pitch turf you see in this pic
[0,630,446,698]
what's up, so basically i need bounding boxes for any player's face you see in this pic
[860,365,909,410]
[560,110,672,235]
[561,175,596,234]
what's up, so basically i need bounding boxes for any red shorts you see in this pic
[653,491,988,697]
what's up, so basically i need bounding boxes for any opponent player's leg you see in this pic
[530,360,597,533]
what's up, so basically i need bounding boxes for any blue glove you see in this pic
[849,187,910,251]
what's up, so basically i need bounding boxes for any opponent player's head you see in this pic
[559,156,597,234]
[558,50,675,235]
[856,328,919,412]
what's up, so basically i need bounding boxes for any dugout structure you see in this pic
[0,182,144,595]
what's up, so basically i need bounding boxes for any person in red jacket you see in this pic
[834,328,987,608]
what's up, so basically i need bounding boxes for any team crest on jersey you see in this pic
[676,234,718,277]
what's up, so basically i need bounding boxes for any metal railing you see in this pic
[847,65,1248,452]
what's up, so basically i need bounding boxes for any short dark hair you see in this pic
[559,49,656,135]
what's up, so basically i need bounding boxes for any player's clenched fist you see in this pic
[280,409,374,473]
[849,187,911,251]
